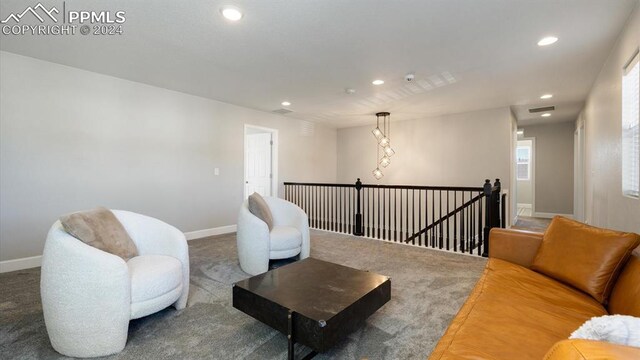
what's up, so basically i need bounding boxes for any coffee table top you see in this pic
[233,258,389,321]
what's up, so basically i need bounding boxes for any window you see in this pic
[517,146,531,180]
[622,51,639,198]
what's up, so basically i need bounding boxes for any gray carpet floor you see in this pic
[0,230,486,359]
[512,217,551,233]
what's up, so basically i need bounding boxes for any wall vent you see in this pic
[272,108,293,115]
[299,121,315,137]
[529,106,555,113]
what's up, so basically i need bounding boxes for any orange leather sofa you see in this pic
[429,226,640,360]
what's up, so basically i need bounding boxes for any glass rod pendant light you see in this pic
[372,112,392,180]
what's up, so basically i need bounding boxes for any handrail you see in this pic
[283,181,483,192]
[405,192,484,243]
[283,182,353,187]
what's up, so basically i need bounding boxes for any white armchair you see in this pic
[237,197,310,275]
[40,210,189,358]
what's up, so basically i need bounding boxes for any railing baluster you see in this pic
[338,186,342,233]
[460,191,465,253]
[405,189,409,240]
[411,189,415,245]
[366,188,371,237]
[467,191,472,254]
[438,190,443,249]
[382,188,386,240]
[446,191,450,251]
[418,190,422,247]
[376,187,380,239]
[453,191,457,252]
[393,189,397,242]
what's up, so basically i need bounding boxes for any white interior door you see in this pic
[245,133,272,197]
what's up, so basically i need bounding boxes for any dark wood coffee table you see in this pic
[232,258,391,359]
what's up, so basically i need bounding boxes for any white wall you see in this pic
[337,107,512,191]
[0,51,337,262]
[581,6,640,233]
[521,122,575,215]
[580,4,640,233]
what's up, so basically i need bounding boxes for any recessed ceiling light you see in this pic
[540,94,553,99]
[537,36,558,46]
[221,7,243,21]
[372,79,384,85]
[541,113,551,117]
[281,101,291,106]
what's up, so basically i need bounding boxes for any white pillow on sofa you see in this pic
[570,315,640,347]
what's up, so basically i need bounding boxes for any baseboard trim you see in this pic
[184,225,237,240]
[532,212,574,219]
[0,255,42,273]
[0,225,237,273]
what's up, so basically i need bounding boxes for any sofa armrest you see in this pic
[544,339,640,360]
[489,228,543,268]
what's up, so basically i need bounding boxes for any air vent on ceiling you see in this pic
[299,121,315,137]
[272,108,293,115]
[529,106,555,113]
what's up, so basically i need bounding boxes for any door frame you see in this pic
[243,124,279,199]
[573,120,585,222]
[516,137,536,215]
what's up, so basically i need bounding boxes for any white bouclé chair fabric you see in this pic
[40,210,189,358]
[237,197,310,275]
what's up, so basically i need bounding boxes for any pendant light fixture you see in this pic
[371,112,394,179]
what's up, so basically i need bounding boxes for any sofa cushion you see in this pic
[608,250,640,316]
[128,255,182,304]
[429,259,606,360]
[248,193,274,230]
[531,216,640,304]
[60,207,138,260]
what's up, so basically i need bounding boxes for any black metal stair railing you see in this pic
[283,178,504,257]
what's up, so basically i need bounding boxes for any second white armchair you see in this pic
[237,197,310,275]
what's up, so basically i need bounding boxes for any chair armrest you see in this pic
[265,197,310,258]
[41,223,130,356]
[489,228,543,268]
[237,202,271,274]
[544,339,640,360]
[113,210,189,309]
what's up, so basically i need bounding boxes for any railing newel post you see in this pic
[354,178,364,236]
[482,179,492,257]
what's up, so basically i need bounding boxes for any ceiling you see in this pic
[1,0,637,128]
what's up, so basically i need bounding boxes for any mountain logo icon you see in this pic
[1,3,59,23]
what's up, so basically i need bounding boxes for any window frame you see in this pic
[516,145,531,181]
[622,50,639,199]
